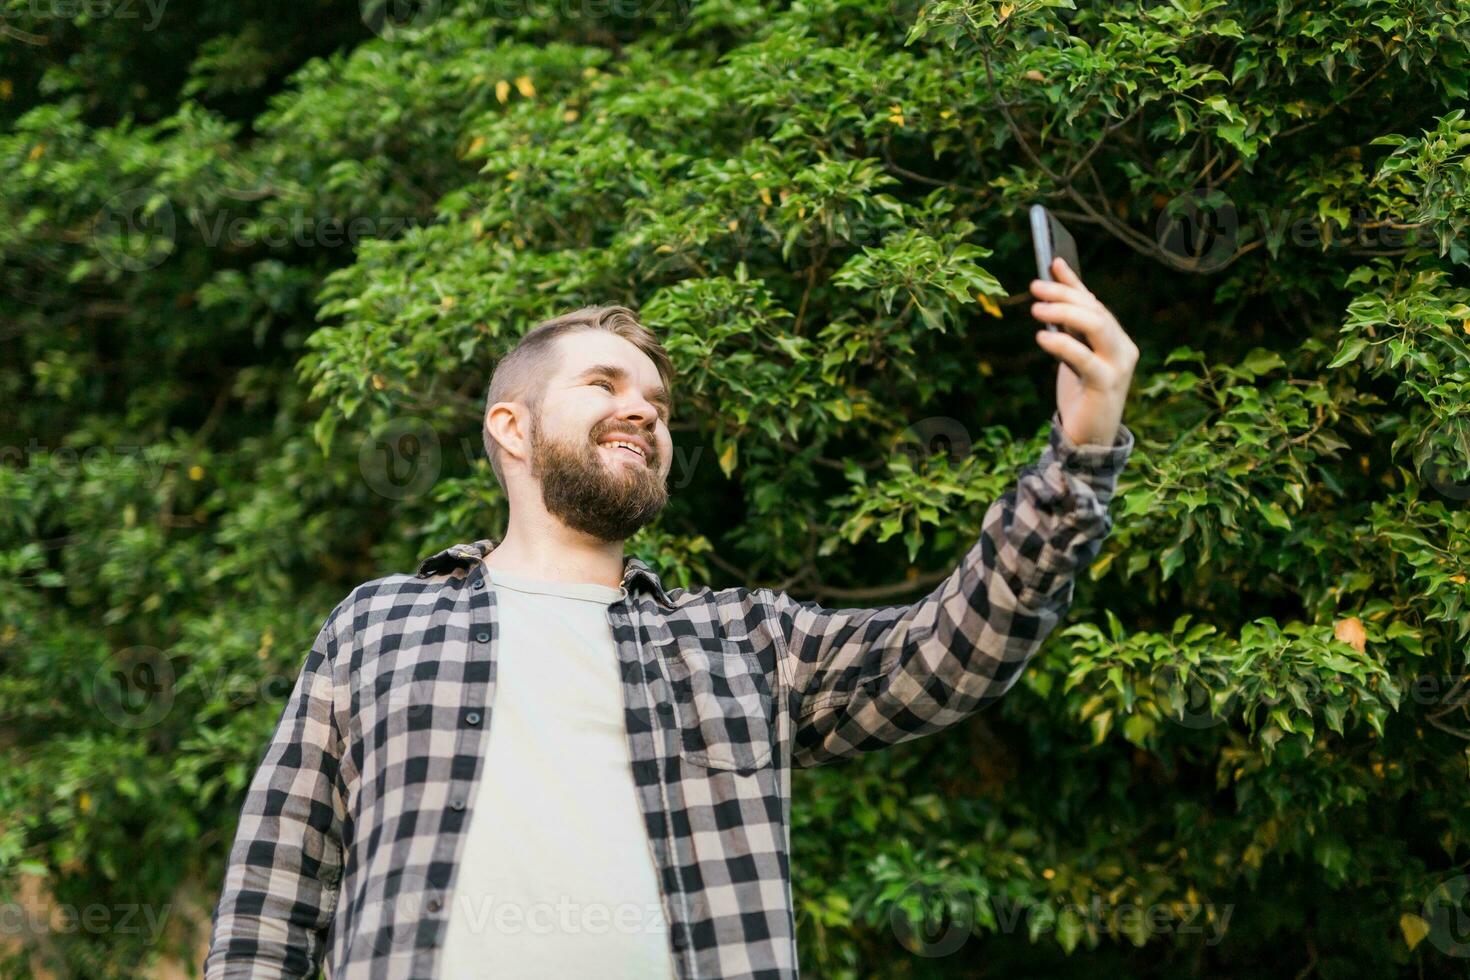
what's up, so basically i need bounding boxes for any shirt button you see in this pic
[427,898,442,913]
[465,711,481,725]
[656,702,673,716]
[670,926,687,951]
[472,579,485,590]
[451,798,466,811]
[475,630,491,643]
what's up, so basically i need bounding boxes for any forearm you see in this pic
[781,412,1134,765]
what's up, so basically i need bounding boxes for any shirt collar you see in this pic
[414,537,674,608]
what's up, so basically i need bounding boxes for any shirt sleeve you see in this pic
[204,604,349,979]
[770,410,1135,768]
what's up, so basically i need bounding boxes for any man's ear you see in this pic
[485,402,529,465]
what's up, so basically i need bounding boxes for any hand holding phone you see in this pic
[1024,203,1141,449]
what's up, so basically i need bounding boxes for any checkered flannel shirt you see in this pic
[204,409,1134,979]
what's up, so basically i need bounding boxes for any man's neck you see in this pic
[479,523,626,591]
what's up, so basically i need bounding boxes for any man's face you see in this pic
[524,331,674,542]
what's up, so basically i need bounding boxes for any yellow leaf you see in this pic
[506,170,520,182]
[719,442,738,476]
[514,75,535,98]
[440,296,456,310]
[727,219,739,231]
[1400,912,1430,950]
[466,136,485,154]
[495,80,510,104]
[977,293,1001,318]
[0,79,12,100]
[79,792,91,814]
[1461,317,1469,335]
[999,2,1013,20]
[758,187,772,206]
[1333,616,1367,653]
[28,143,45,161]
[1451,574,1467,584]
[978,360,994,377]
[939,108,954,119]
[562,109,579,122]
[188,465,205,481]
[371,374,387,390]
[1025,69,1045,82]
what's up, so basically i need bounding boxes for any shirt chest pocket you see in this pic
[663,634,774,773]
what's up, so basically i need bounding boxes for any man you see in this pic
[204,257,1137,979]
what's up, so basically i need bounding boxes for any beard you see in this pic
[528,413,669,542]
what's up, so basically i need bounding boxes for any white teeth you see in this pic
[602,440,644,458]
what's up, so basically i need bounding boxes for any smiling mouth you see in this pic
[599,442,648,465]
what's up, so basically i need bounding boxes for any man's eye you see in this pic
[592,380,613,392]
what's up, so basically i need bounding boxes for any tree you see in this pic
[2,0,1467,976]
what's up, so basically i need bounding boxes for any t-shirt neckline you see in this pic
[484,566,627,604]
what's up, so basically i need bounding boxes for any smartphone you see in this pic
[1029,204,1081,332]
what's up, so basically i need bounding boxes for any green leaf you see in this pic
[1327,336,1368,368]
[1253,498,1293,530]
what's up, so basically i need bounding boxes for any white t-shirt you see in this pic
[436,567,678,979]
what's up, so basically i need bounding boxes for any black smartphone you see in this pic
[1029,204,1081,332]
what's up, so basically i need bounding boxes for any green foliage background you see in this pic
[2,0,1468,976]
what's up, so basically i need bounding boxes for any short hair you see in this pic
[482,305,675,490]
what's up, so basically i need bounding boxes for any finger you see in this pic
[1029,277,1102,311]
[1052,257,1093,297]
[1035,328,1107,385]
[1030,301,1128,361]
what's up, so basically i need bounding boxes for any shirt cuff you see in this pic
[1046,405,1134,478]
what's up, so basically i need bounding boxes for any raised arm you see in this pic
[204,606,349,979]
[772,412,1134,767]
[773,255,1139,767]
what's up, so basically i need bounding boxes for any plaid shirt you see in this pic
[204,409,1134,979]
